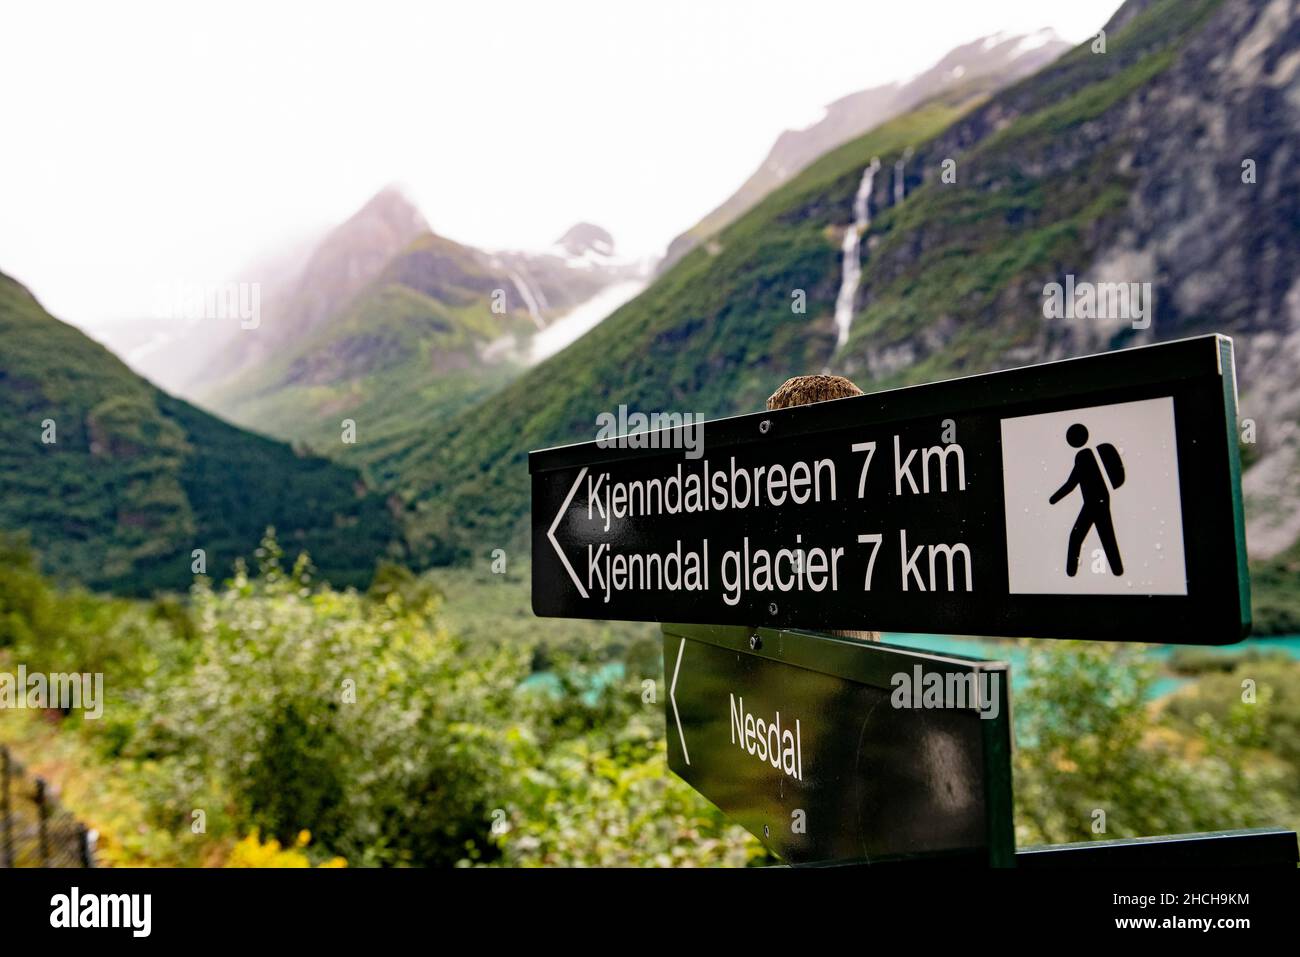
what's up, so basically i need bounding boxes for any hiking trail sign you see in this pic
[661,623,1014,865]
[530,335,1250,644]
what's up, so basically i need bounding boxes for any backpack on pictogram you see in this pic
[1096,442,1125,489]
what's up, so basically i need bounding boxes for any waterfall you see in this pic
[507,269,545,329]
[833,157,880,349]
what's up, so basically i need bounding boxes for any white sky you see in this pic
[0,0,1119,333]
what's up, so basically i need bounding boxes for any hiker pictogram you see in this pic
[1048,424,1125,576]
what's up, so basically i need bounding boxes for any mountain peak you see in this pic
[351,184,430,236]
[554,222,615,259]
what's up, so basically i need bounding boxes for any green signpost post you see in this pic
[529,336,1297,867]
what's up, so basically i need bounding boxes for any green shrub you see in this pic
[1013,641,1295,846]
[128,532,526,866]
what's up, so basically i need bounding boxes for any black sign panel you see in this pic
[662,623,1014,865]
[531,335,1250,643]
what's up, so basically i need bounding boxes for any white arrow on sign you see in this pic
[547,466,589,598]
[670,636,690,766]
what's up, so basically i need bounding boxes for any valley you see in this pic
[1,0,1298,874]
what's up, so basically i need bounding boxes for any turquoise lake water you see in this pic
[521,635,1300,702]
[879,633,1300,699]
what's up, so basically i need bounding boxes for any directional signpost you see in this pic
[532,335,1249,644]
[663,623,1013,865]
[529,335,1276,867]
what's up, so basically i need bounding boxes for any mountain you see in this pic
[390,93,977,560]
[191,186,434,400]
[194,215,646,475]
[554,222,616,259]
[93,183,647,455]
[389,0,1300,604]
[827,0,1299,562]
[0,271,400,593]
[658,29,1071,272]
[93,189,427,404]
[197,229,538,475]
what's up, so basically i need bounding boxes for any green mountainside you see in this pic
[389,0,1299,585]
[385,95,974,559]
[659,29,1071,271]
[0,272,399,593]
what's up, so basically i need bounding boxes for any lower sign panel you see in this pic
[664,624,1014,866]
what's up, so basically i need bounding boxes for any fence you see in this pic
[0,745,94,867]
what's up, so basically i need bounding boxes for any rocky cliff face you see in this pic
[827,0,1299,558]
[1097,0,1300,557]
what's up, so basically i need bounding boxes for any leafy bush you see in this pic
[8,532,1292,867]
[0,532,57,650]
[0,532,188,721]
[1012,640,1295,846]
[492,732,763,867]
[1163,656,1300,772]
[93,533,760,867]
[128,533,526,866]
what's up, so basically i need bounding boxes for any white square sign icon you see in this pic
[1000,396,1188,596]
